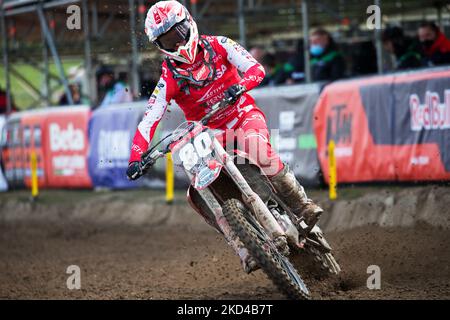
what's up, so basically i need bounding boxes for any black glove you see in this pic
[224,84,245,104]
[127,161,142,180]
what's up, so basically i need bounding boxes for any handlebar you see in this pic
[136,88,245,178]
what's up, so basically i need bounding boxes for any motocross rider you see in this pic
[127,0,323,273]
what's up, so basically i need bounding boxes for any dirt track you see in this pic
[0,186,449,300]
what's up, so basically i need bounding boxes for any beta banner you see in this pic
[43,106,92,188]
[314,67,450,183]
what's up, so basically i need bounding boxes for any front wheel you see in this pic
[222,198,310,300]
[305,227,342,276]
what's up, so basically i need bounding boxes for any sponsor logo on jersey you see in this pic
[197,83,226,103]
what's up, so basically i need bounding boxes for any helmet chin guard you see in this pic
[145,1,199,64]
[165,38,217,94]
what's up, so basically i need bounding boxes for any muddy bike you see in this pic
[133,92,341,299]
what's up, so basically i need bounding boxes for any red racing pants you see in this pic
[217,108,284,177]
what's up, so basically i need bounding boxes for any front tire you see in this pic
[222,198,310,300]
[305,228,342,276]
[305,246,342,276]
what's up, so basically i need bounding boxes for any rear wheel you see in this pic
[222,198,310,300]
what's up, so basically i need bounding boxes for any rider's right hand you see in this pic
[127,161,142,180]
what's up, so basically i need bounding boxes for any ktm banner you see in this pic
[314,67,450,183]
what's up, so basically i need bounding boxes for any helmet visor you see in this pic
[155,20,190,52]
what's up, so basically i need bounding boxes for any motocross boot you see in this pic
[269,164,323,230]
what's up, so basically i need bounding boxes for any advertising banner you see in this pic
[21,110,48,189]
[314,67,450,183]
[2,114,26,188]
[88,103,146,189]
[251,83,323,186]
[144,101,191,188]
[0,116,8,192]
[43,106,92,188]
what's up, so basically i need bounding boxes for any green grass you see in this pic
[0,59,83,110]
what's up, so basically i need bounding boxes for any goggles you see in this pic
[155,20,190,52]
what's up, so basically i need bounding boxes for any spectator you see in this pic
[258,53,282,86]
[309,28,346,82]
[280,40,306,84]
[0,88,16,114]
[0,89,8,114]
[96,66,132,108]
[350,41,378,76]
[58,84,82,106]
[418,22,450,66]
[249,46,265,63]
[382,26,422,70]
[139,74,158,99]
[249,47,288,86]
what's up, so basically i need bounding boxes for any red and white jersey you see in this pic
[129,35,266,163]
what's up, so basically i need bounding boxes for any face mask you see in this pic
[421,39,434,49]
[310,44,324,56]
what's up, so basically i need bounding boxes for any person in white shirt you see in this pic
[96,66,133,108]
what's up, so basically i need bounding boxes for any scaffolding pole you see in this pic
[1,6,12,114]
[91,0,98,37]
[129,0,140,99]
[4,0,81,17]
[190,0,198,19]
[82,0,93,105]
[375,0,383,74]
[238,0,246,47]
[138,0,146,51]
[37,5,73,105]
[302,0,311,83]
[436,4,442,29]
[42,25,50,106]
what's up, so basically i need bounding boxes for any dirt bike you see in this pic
[134,92,341,299]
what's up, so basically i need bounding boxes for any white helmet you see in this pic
[145,1,199,64]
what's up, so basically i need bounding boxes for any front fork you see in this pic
[185,137,289,257]
[211,139,287,245]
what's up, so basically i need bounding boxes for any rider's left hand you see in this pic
[127,161,142,180]
[224,84,246,104]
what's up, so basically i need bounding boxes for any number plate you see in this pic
[170,125,223,190]
[194,164,221,190]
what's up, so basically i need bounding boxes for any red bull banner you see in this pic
[314,67,450,183]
